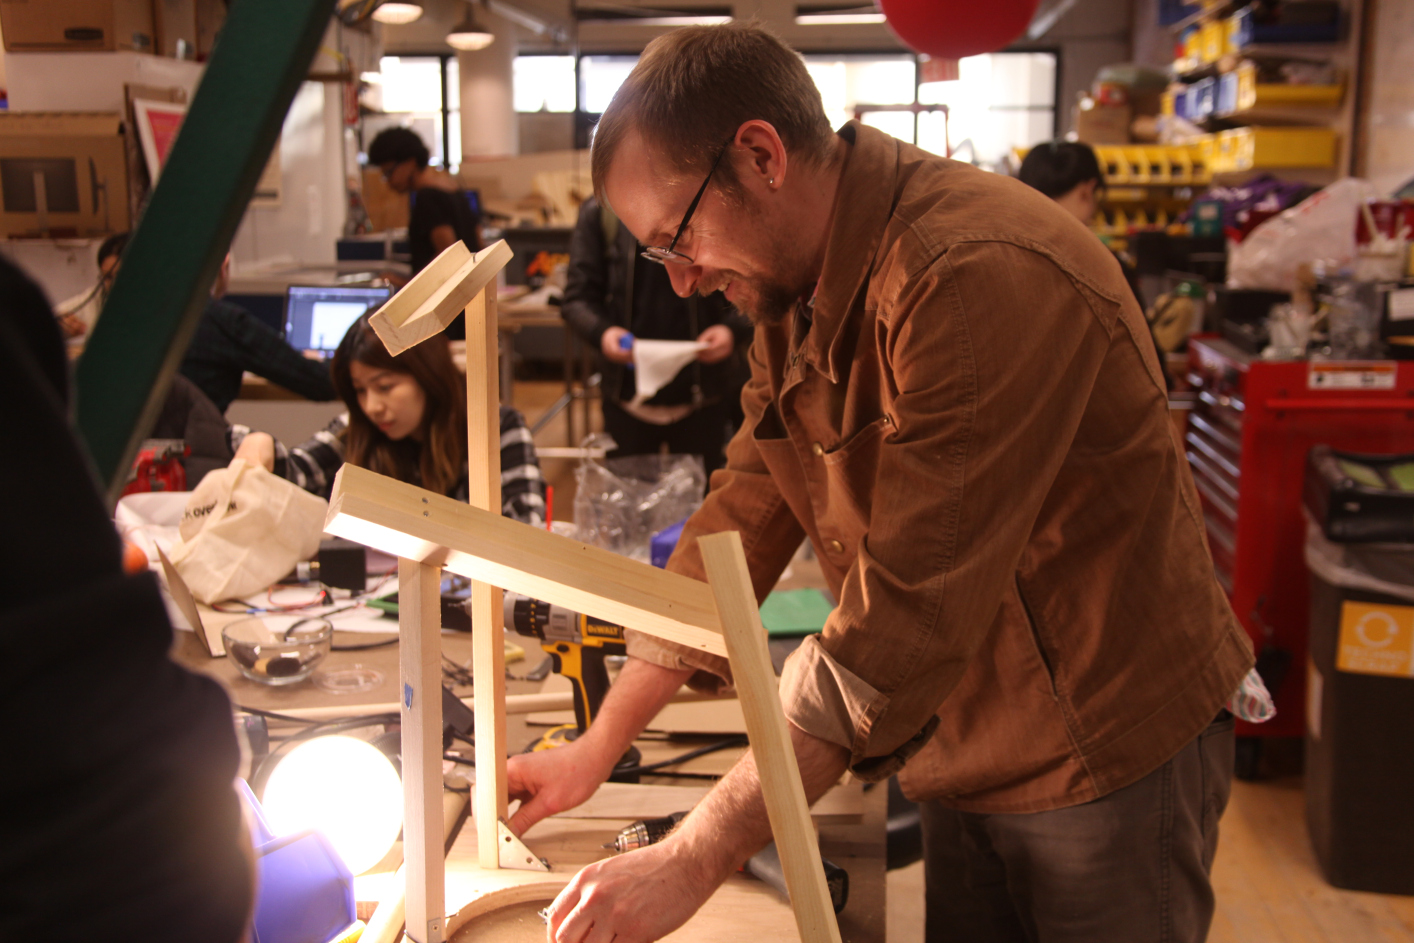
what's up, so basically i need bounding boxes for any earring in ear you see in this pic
[768,177,776,187]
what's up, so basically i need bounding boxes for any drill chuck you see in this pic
[609,811,687,853]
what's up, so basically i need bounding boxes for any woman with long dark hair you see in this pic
[234,315,545,523]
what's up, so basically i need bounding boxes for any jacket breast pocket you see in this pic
[821,416,891,538]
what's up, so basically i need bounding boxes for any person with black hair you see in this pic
[54,231,129,339]
[1017,141,1107,225]
[367,126,482,277]
[179,252,339,412]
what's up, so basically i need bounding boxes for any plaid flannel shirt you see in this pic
[231,405,547,525]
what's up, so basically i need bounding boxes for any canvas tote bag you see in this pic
[168,458,328,604]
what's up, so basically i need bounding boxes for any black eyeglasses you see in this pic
[640,142,731,266]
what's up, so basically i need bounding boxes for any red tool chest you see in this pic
[1185,336,1414,739]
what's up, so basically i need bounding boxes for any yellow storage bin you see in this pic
[1201,20,1226,64]
[1224,126,1338,170]
[1162,88,1179,116]
[1123,146,1153,183]
[1094,146,1130,184]
[1223,14,1244,56]
[1234,61,1345,111]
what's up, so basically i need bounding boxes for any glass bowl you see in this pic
[222,615,332,686]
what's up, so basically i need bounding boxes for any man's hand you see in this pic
[695,324,734,364]
[507,658,693,837]
[601,326,634,364]
[546,837,719,943]
[505,739,617,836]
[233,432,276,473]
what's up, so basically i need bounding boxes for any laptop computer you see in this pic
[283,284,391,357]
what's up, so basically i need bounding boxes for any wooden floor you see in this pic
[884,778,1414,943]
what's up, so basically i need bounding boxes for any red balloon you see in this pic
[880,0,1041,60]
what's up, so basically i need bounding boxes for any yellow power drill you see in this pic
[503,593,626,734]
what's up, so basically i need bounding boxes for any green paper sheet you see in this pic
[759,588,835,637]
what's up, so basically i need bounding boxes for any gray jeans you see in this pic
[921,714,1236,943]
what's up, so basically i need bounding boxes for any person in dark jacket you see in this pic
[178,253,339,412]
[562,196,753,477]
[0,256,253,941]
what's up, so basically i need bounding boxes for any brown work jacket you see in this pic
[632,122,1254,813]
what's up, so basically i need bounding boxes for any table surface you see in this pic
[172,551,879,940]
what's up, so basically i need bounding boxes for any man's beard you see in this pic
[715,275,799,326]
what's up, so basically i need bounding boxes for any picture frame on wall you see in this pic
[131,97,281,205]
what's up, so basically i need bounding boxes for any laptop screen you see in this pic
[284,285,391,355]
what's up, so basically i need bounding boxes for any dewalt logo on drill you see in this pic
[584,617,625,641]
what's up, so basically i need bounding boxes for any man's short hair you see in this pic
[590,23,835,201]
[1017,141,1105,199]
[367,126,431,170]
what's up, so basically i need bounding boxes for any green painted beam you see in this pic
[75,0,337,505]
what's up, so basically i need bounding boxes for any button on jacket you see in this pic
[629,122,1254,814]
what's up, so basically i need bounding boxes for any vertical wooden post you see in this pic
[698,532,843,943]
[399,558,447,943]
[465,288,507,868]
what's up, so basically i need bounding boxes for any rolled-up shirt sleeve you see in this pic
[777,243,1124,780]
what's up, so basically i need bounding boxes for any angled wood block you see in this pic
[324,464,726,658]
[369,239,513,356]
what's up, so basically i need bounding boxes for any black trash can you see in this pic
[1304,454,1414,894]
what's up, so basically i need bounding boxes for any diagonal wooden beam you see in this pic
[325,464,726,658]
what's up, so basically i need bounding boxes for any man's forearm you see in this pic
[669,723,851,887]
[576,656,694,771]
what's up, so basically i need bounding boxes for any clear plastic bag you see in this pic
[573,436,706,561]
[1228,178,1379,293]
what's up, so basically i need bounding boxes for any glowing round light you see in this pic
[371,2,424,25]
[262,736,403,875]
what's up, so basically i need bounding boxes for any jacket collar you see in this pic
[800,121,901,383]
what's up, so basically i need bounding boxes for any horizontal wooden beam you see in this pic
[325,464,725,657]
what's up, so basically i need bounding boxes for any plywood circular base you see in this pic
[446,881,569,942]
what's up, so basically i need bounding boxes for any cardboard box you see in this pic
[0,0,154,52]
[153,0,197,59]
[1074,104,1133,145]
[0,113,131,238]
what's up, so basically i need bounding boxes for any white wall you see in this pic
[1360,0,1414,194]
[5,50,202,110]
[229,80,348,269]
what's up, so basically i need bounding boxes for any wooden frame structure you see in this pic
[325,240,840,943]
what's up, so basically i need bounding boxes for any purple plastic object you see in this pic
[237,780,356,943]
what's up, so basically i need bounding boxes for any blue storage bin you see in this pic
[1217,71,1240,116]
[1192,77,1218,118]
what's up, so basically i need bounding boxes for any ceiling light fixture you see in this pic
[447,2,496,50]
[794,5,886,24]
[371,1,424,24]
[575,7,732,26]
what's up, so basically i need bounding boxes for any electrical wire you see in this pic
[611,736,748,777]
[332,635,399,652]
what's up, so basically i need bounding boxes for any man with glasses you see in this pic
[506,23,1257,943]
